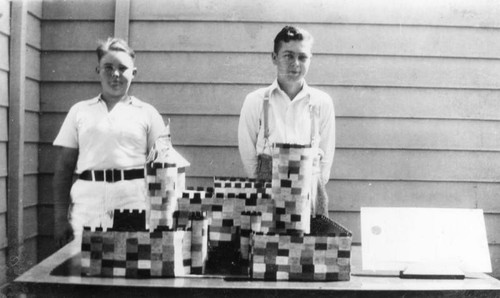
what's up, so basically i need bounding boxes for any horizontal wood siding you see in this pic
[41,52,500,88]
[39,0,500,277]
[2,0,42,285]
[129,0,500,28]
[39,113,500,152]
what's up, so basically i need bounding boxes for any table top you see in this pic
[14,240,500,297]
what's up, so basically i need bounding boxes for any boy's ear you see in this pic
[132,68,137,75]
[95,66,100,74]
[271,52,278,65]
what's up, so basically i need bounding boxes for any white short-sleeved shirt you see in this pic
[53,95,165,174]
[238,80,336,183]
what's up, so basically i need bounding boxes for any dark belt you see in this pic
[79,169,144,183]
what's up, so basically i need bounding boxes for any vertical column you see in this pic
[114,0,131,41]
[7,0,26,282]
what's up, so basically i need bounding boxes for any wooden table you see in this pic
[14,240,500,297]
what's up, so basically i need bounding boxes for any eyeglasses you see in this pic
[97,65,132,76]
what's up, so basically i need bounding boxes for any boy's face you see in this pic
[97,51,136,100]
[272,40,312,85]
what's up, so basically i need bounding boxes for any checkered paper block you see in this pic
[272,144,314,234]
[175,188,214,229]
[190,212,209,274]
[213,177,275,233]
[81,227,194,277]
[146,162,189,230]
[249,231,352,281]
[240,211,263,262]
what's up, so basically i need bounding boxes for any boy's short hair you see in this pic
[96,37,136,62]
[273,26,314,53]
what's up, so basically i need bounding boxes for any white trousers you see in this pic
[69,179,147,238]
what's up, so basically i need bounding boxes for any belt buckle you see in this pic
[105,169,114,183]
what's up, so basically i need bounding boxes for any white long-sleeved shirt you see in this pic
[238,80,335,183]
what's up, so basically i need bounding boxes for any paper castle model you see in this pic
[81,121,352,281]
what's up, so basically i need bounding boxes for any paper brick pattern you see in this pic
[81,210,209,277]
[146,161,182,230]
[272,144,314,234]
[240,211,262,263]
[249,230,352,281]
[214,177,275,233]
[176,187,214,229]
[190,212,209,274]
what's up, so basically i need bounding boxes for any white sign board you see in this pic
[361,207,491,273]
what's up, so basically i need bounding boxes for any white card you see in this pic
[361,207,492,273]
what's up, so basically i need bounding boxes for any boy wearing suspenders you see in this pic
[238,26,336,216]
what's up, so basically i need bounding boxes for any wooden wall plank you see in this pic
[32,81,500,121]
[0,33,7,71]
[26,78,40,112]
[25,111,39,143]
[328,180,500,213]
[37,206,53,237]
[0,249,5,285]
[130,0,500,28]
[0,179,5,213]
[23,175,38,208]
[0,108,6,141]
[40,82,101,111]
[26,13,41,49]
[330,86,500,121]
[22,236,38,272]
[37,144,500,183]
[42,0,115,20]
[114,0,130,41]
[333,149,500,182]
[38,113,500,152]
[26,46,40,81]
[23,206,38,239]
[0,139,6,178]
[0,213,6,249]
[171,146,500,182]
[491,245,500,278]
[26,0,42,19]
[24,144,38,175]
[42,82,251,114]
[44,20,500,59]
[0,71,7,107]
[37,236,57,262]
[37,175,52,206]
[485,214,500,244]
[0,0,9,35]
[41,52,500,89]
[130,22,500,58]
[337,118,500,151]
[36,236,53,262]
[41,21,114,51]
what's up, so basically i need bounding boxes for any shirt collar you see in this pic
[88,95,144,107]
[270,79,311,100]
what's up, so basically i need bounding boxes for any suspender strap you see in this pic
[263,89,270,141]
[262,89,319,147]
[309,103,320,148]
